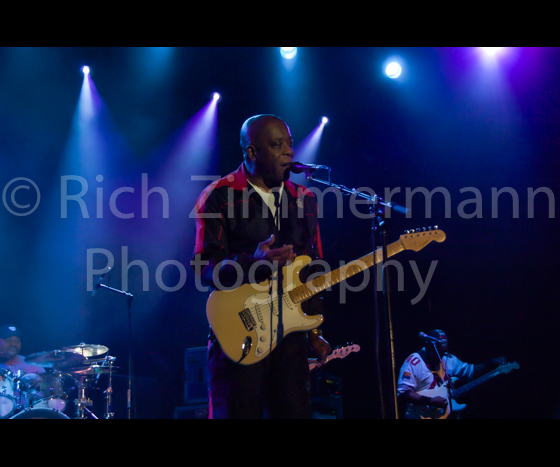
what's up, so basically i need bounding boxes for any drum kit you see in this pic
[1,343,118,420]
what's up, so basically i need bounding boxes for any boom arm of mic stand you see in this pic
[97,284,134,301]
[306,175,409,216]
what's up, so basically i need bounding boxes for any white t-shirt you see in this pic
[248,182,284,229]
[397,350,475,395]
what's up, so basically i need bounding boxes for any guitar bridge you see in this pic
[239,308,257,332]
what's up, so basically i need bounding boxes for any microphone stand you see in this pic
[430,341,455,417]
[304,171,407,419]
[94,281,134,420]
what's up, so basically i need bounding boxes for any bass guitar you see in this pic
[405,361,520,419]
[308,344,360,371]
[207,227,446,365]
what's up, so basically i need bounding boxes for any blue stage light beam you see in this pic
[280,47,298,60]
[27,66,132,343]
[134,93,221,266]
[291,116,329,185]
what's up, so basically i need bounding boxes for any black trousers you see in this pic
[207,331,311,419]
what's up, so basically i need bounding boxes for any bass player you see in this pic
[397,329,506,419]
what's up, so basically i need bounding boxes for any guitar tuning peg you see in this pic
[428,226,432,230]
[434,225,438,229]
[415,228,420,232]
[404,230,409,234]
[422,227,427,231]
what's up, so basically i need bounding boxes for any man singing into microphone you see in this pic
[397,329,505,418]
[192,114,330,419]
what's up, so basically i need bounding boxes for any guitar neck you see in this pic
[453,368,501,398]
[289,240,405,304]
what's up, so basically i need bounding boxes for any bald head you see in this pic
[239,114,294,189]
[240,114,285,158]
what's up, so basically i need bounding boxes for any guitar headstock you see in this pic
[332,344,361,359]
[497,361,520,374]
[399,226,446,252]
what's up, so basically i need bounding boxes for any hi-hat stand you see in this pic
[303,168,408,419]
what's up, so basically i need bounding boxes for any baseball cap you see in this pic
[0,325,22,339]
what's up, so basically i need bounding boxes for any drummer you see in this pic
[0,324,45,376]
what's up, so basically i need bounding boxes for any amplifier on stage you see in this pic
[310,371,343,419]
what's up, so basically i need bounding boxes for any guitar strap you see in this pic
[418,349,446,389]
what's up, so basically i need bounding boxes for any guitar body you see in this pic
[206,228,447,365]
[206,255,323,365]
[405,383,466,420]
[404,362,519,419]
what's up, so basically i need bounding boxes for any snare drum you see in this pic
[32,370,75,413]
[0,369,17,419]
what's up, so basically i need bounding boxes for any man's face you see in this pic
[425,330,448,359]
[249,117,294,187]
[0,336,21,360]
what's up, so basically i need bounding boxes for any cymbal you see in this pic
[69,364,119,376]
[61,343,109,358]
[25,350,87,369]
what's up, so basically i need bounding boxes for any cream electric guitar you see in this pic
[206,227,446,365]
[405,361,520,419]
[308,344,360,371]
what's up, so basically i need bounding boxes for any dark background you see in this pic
[1,47,558,419]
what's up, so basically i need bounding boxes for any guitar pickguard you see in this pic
[242,281,321,360]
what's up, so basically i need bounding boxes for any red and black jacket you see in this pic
[192,163,323,299]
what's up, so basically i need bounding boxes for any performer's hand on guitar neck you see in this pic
[308,332,331,366]
[254,234,295,267]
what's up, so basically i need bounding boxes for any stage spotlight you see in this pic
[321,116,329,125]
[385,61,402,79]
[480,47,504,56]
[211,92,222,102]
[81,66,91,76]
[280,47,297,60]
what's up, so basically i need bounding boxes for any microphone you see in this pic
[418,332,441,343]
[289,161,331,175]
[92,267,111,297]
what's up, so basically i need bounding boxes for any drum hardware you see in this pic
[68,354,118,419]
[101,355,117,419]
[61,343,109,358]
[25,349,87,370]
[32,369,75,412]
[1,369,17,419]
[75,376,97,419]
[9,408,70,419]
[5,343,117,419]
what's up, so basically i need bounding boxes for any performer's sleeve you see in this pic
[191,187,269,289]
[397,357,419,395]
[447,354,475,383]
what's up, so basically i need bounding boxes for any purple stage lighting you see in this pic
[212,92,222,102]
[81,65,91,76]
[480,47,504,56]
[321,116,329,125]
